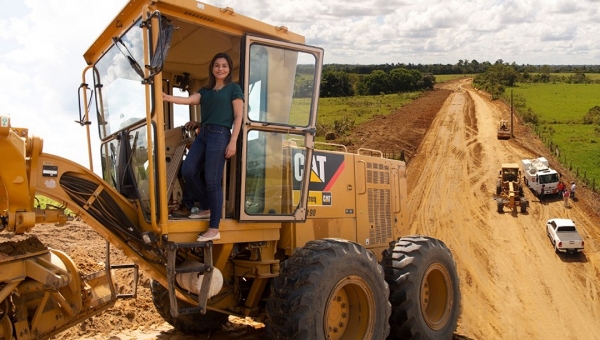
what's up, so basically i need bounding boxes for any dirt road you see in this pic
[43,78,600,339]
[408,79,600,339]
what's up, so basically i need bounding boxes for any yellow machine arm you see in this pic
[0,117,68,234]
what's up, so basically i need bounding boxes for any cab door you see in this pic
[239,35,323,222]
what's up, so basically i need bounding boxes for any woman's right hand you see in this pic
[184,121,199,131]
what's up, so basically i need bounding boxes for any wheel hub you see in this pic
[421,263,453,330]
[324,276,376,340]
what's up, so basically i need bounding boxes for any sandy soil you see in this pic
[28,78,600,339]
[408,79,600,339]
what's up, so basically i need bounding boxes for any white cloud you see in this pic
[0,0,126,169]
[1,0,598,169]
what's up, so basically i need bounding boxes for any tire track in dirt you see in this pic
[406,79,600,339]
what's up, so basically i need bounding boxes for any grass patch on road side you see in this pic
[509,83,600,189]
[318,92,422,125]
[540,124,600,183]
[435,74,474,82]
[512,83,600,122]
[547,73,600,81]
[315,92,422,140]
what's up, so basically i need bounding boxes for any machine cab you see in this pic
[79,1,323,235]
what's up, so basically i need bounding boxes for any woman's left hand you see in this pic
[225,141,236,159]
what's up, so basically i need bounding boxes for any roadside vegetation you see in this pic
[315,92,422,144]
[435,74,474,82]
[508,83,600,188]
[300,60,600,190]
[471,62,600,191]
[300,60,600,191]
[34,195,75,216]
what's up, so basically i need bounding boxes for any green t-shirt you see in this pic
[197,83,243,128]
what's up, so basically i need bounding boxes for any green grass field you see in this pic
[548,124,600,181]
[510,83,600,188]
[317,92,421,126]
[547,72,600,80]
[434,74,474,82]
[291,92,422,135]
[512,83,600,122]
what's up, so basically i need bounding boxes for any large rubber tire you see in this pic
[150,280,228,333]
[520,199,527,213]
[266,238,391,340]
[496,184,501,195]
[382,236,461,340]
[497,200,504,213]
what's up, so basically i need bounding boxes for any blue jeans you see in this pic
[179,161,202,209]
[181,124,230,229]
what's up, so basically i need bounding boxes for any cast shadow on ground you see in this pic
[557,250,587,263]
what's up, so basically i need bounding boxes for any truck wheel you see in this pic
[266,238,391,339]
[520,201,527,213]
[497,200,504,213]
[496,184,501,195]
[382,236,460,340]
[548,237,558,252]
[150,280,228,333]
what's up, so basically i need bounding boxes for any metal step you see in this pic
[165,240,214,316]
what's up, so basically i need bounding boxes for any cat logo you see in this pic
[322,192,332,205]
[292,150,345,191]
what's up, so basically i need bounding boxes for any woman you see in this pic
[163,52,243,241]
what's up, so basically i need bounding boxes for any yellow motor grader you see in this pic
[497,120,511,139]
[495,163,528,213]
[0,1,460,339]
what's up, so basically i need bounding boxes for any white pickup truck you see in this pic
[546,218,584,254]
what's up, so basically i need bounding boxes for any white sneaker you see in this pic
[189,210,210,219]
[197,231,220,242]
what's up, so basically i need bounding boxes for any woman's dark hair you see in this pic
[205,52,233,89]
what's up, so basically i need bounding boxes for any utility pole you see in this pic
[511,90,514,138]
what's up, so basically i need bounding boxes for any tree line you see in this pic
[472,61,600,100]
[323,60,600,77]
[295,66,435,97]
[295,59,600,98]
[319,69,436,97]
[295,60,600,98]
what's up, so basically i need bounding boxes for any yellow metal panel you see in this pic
[354,155,405,248]
[84,0,305,65]
[0,261,27,281]
[303,151,357,220]
[165,220,282,247]
[293,218,358,250]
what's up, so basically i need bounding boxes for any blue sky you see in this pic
[1,0,599,168]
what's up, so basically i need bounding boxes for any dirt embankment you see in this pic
[29,78,600,339]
